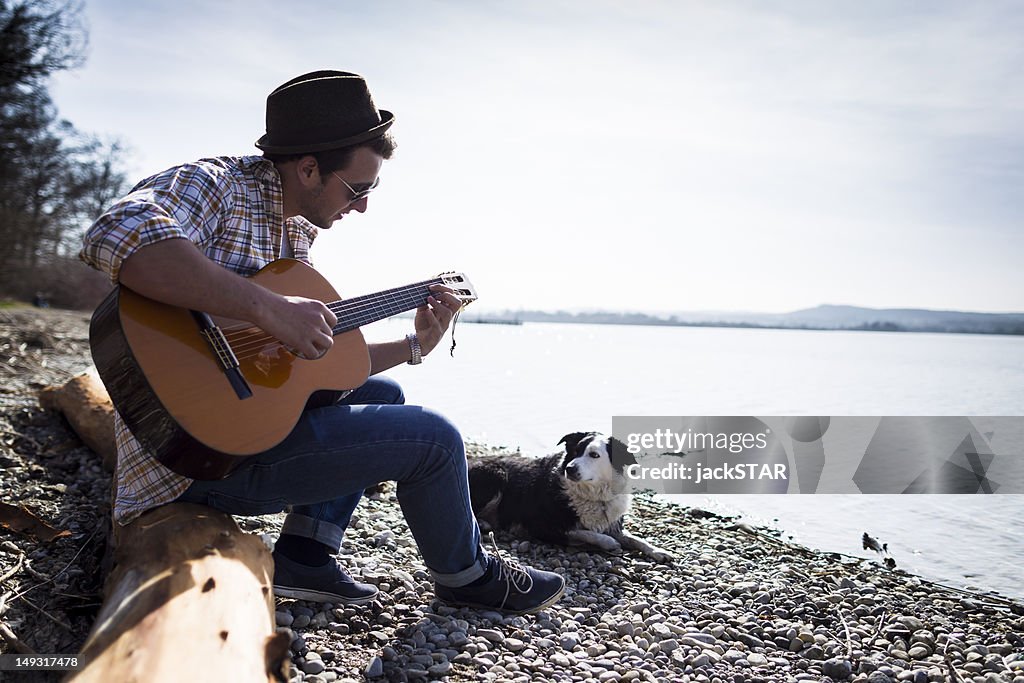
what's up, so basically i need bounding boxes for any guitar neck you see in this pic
[326,278,443,334]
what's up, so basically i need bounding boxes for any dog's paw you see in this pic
[647,547,674,564]
[596,537,623,554]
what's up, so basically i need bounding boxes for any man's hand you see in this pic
[257,295,338,360]
[118,240,339,360]
[414,285,464,356]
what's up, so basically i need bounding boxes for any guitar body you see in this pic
[89,259,370,480]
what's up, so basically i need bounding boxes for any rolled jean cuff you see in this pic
[281,512,345,553]
[430,555,487,588]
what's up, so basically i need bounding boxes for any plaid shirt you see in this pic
[80,156,320,525]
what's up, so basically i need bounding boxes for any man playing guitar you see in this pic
[80,70,564,615]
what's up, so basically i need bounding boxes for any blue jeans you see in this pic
[176,376,485,586]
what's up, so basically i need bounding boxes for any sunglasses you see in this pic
[332,171,380,206]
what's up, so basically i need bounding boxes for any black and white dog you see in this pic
[467,432,672,563]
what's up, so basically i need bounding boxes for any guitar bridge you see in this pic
[191,311,253,400]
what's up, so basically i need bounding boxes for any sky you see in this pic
[50,0,1024,315]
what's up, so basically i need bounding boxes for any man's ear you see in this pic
[295,155,321,188]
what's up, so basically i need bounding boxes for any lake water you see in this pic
[364,319,1024,600]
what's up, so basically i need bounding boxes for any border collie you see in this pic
[467,432,672,563]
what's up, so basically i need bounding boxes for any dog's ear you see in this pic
[557,432,591,456]
[608,436,637,471]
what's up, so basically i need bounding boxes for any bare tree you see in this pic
[0,1,128,308]
[0,0,87,89]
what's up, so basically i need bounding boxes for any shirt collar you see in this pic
[243,155,320,246]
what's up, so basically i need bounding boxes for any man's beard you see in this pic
[298,183,334,228]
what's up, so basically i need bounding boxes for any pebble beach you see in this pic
[262,472,1024,683]
[1,305,1022,682]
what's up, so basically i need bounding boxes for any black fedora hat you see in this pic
[255,70,394,154]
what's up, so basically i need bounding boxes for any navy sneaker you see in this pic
[434,538,565,615]
[272,550,378,605]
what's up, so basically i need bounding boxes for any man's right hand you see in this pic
[256,295,338,360]
[119,239,339,361]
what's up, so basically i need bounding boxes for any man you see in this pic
[80,70,564,614]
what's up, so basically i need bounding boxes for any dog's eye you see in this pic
[588,452,600,458]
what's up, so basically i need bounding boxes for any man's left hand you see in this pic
[415,285,464,356]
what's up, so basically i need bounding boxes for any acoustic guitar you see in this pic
[89,258,476,480]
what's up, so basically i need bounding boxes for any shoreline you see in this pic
[1,305,1023,682]
[658,493,1024,606]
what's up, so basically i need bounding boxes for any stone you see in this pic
[651,623,673,638]
[364,657,384,678]
[428,662,451,677]
[409,654,434,668]
[301,659,325,675]
[898,616,924,631]
[506,638,526,652]
[735,633,765,650]
[550,653,571,667]
[747,653,769,667]
[802,645,825,661]
[478,628,505,644]
[823,658,853,679]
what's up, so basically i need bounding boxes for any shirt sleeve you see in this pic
[79,161,233,284]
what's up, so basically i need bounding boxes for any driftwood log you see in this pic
[38,369,117,472]
[69,503,289,682]
[38,374,289,681]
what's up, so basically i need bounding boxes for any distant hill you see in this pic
[467,304,1024,335]
[767,304,1024,334]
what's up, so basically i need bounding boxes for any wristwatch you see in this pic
[406,333,422,365]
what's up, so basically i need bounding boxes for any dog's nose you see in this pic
[565,464,580,481]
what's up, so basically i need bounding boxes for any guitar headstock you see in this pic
[437,272,478,306]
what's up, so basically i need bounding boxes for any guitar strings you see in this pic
[219,281,437,348]
[226,297,425,360]
[221,280,468,362]
[223,288,433,355]
[222,275,475,361]
[219,280,438,341]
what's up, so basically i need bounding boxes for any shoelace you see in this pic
[487,532,533,608]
